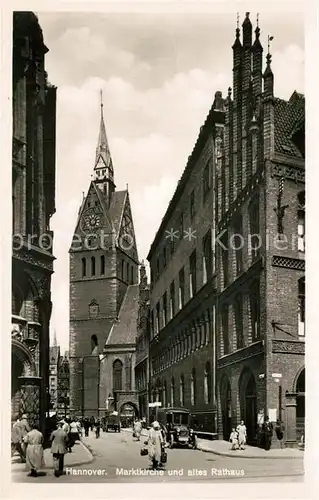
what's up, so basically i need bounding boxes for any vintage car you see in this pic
[157,407,195,448]
[103,413,121,432]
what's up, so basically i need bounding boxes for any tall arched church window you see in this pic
[91,334,98,355]
[82,258,86,277]
[113,359,123,391]
[91,256,96,276]
[100,255,105,276]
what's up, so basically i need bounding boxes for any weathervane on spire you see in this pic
[100,89,104,111]
[256,13,259,27]
[237,12,239,28]
[268,35,274,53]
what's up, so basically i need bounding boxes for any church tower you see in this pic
[69,95,139,416]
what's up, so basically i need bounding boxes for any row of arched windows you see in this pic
[153,363,212,408]
[81,255,105,278]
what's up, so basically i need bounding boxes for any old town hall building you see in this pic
[69,99,140,419]
[148,13,305,447]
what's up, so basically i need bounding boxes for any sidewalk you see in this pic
[122,428,303,460]
[196,438,304,460]
[11,440,93,475]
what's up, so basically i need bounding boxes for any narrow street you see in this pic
[12,430,304,483]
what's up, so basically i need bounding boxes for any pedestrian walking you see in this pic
[83,418,90,437]
[23,422,45,477]
[145,421,165,470]
[11,416,25,462]
[50,421,68,477]
[236,420,247,450]
[229,428,239,450]
[262,416,273,451]
[133,419,142,441]
[95,419,101,438]
[69,418,81,450]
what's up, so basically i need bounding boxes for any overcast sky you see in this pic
[36,7,304,351]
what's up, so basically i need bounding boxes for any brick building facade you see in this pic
[69,99,140,419]
[11,12,56,432]
[147,92,227,432]
[146,13,305,446]
[56,350,70,418]
[216,13,305,448]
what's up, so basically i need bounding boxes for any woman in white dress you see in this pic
[23,422,45,477]
[236,420,247,450]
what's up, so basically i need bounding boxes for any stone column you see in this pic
[285,392,298,447]
[18,375,42,427]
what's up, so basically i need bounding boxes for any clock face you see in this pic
[81,207,103,233]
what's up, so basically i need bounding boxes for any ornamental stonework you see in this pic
[272,340,305,354]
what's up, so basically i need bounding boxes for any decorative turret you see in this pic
[242,11,252,48]
[251,14,263,109]
[263,36,275,157]
[263,37,274,98]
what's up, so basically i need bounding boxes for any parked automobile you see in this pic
[157,407,195,448]
[103,413,121,432]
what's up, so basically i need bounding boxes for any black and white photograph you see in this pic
[5,0,314,491]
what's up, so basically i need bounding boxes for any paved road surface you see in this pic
[12,430,304,483]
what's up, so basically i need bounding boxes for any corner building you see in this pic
[11,12,56,432]
[69,101,140,419]
[216,14,305,447]
[147,92,226,432]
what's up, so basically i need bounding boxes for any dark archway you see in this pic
[119,402,138,427]
[296,368,305,441]
[220,376,232,440]
[239,368,257,445]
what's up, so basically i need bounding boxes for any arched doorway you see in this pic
[220,376,232,440]
[11,352,24,418]
[296,369,305,442]
[120,402,138,427]
[239,368,257,445]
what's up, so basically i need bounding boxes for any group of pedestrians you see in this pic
[11,414,82,478]
[82,417,101,438]
[229,417,283,451]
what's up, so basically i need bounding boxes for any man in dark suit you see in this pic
[262,416,274,451]
[50,421,68,477]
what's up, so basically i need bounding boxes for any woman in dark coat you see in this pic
[262,417,273,450]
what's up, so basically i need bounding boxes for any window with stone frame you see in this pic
[169,281,175,319]
[113,359,123,391]
[234,293,244,349]
[190,368,196,406]
[220,230,229,287]
[298,191,305,252]
[204,361,212,404]
[203,161,210,200]
[189,250,197,299]
[222,304,230,355]
[179,374,185,406]
[233,213,243,276]
[170,377,175,406]
[156,302,160,334]
[178,267,185,309]
[202,229,212,285]
[190,189,195,219]
[91,256,96,276]
[81,257,86,277]
[100,255,105,276]
[163,292,168,328]
[249,196,260,262]
[250,280,260,341]
[298,277,305,336]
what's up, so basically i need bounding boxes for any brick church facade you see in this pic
[11,12,56,431]
[69,98,140,419]
[147,13,305,447]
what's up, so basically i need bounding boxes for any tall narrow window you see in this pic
[121,260,125,280]
[113,359,123,391]
[222,304,229,355]
[156,302,160,334]
[233,213,243,276]
[170,377,175,407]
[298,278,305,336]
[100,255,105,276]
[91,256,96,276]
[298,191,305,252]
[250,281,260,341]
[91,334,98,354]
[203,162,210,199]
[163,292,168,327]
[203,230,212,285]
[163,247,167,268]
[221,231,229,287]
[204,362,211,404]
[190,368,196,406]
[234,294,244,349]
[249,197,260,261]
[131,266,134,284]
[178,268,185,309]
[82,258,86,277]
[189,250,197,299]
[169,281,175,319]
[126,262,130,282]
[190,190,195,219]
[180,375,185,406]
[179,213,184,240]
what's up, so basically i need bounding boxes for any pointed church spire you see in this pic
[95,90,113,172]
